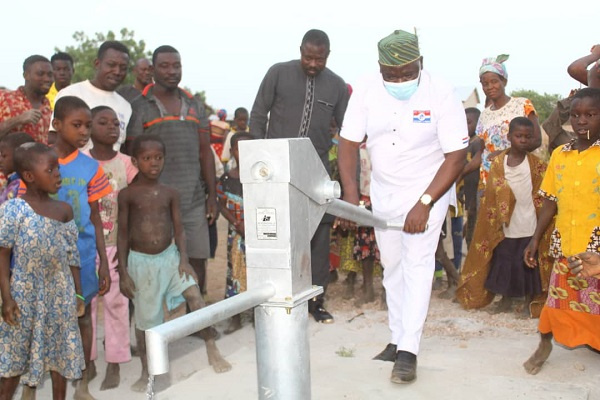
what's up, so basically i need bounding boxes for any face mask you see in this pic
[383,70,421,100]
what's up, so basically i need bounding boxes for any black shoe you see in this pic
[373,343,397,362]
[309,305,334,324]
[391,351,417,384]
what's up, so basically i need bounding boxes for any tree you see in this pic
[509,89,562,123]
[55,28,152,86]
[183,88,213,115]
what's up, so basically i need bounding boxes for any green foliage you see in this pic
[55,28,151,85]
[335,346,355,358]
[509,89,562,123]
[182,87,212,115]
[193,91,207,104]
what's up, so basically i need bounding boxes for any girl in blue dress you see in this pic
[0,143,85,400]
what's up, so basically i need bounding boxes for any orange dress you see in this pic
[538,140,600,350]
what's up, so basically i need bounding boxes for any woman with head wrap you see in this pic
[474,55,542,187]
[217,108,228,122]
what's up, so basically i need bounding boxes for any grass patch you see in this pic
[335,346,355,358]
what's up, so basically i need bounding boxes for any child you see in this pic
[84,106,138,391]
[0,132,34,203]
[342,140,382,305]
[52,96,113,399]
[459,108,483,247]
[0,143,85,400]
[117,134,231,392]
[457,117,553,317]
[221,107,250,171]
[207,117,229,282]
[218,132,252,334]
[210,119,230,161]
[328,117,342,283]
[232,107,249,132]
[523,88,600,374]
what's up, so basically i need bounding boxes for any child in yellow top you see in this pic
[523,87,600,374]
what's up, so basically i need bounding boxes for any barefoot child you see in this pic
[117,135,231,392]
[84,106,138,391]
[523,88,600,374]
[0,132,34,203]
[457,117,553,317]
[52,96,113,400]
[0,143,85,400]
[218,132,252,334]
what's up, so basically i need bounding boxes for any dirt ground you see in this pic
[30,217,599,400]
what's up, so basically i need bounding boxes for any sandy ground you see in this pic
[29,217,599,400]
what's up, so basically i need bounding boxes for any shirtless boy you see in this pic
[117,134,231,391]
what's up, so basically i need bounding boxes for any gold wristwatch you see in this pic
[419,193,434,208]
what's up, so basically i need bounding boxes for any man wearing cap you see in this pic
[337,29,467,383]
[250,29,350,323]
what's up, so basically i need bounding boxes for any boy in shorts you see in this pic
[117,134,231,392]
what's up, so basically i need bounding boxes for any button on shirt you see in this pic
[539,140,600,256]
[341,70,468,217]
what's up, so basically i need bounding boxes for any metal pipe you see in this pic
[146,283,276,376]
[255,304,310,400]
[326,198,404,230]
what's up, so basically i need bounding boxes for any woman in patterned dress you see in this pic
[475,54,542,189]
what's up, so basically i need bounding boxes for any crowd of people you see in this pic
[0,28,598,399]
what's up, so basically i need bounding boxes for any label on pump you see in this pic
[256,208,277,240]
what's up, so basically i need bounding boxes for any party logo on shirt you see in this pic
[413,110,431,123]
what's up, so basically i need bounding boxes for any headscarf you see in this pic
[217,108,227,121]
[377,29,420,67]
[479,54,509,79]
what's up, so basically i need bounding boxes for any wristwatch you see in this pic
[419,193,434,208]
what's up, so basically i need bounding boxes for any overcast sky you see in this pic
[1,0,597,115]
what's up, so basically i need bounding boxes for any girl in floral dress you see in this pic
[0,143,84,399]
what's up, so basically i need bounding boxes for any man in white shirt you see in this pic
[337,29,467,384]
[53,41,131,151]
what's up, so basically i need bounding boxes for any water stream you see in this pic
[146,374,155,400]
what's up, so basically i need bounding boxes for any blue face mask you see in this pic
[383,70,421,100]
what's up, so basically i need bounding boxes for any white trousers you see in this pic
[375,197,448,355]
